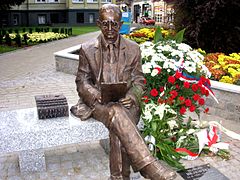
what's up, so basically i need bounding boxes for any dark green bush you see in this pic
[29,28,33,34]
[5,33,12,46]
[174,0,240,54]
[15,33,21,47]
[23,33,28,45]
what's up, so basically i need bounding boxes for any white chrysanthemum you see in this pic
[171,50,184,60]
[142,62,152,74]
[151,69,159,77]
[141,47,155,59]
[184,61,196,73]
[177,43,192,52]
[163,59,177,70]
[187,51,204,63]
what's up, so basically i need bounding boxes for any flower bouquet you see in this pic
[139,37,230,169]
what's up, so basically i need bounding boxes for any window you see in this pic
[49,0,59,2]
[87,0,97,3]
[50,14,59,23]
[72,0,83,3]
[38,15,46,24]
[77,13,84,23]
[36,0,46,3]
[13,14,19,26]
[101,0,111,2]
[88,13,95,23]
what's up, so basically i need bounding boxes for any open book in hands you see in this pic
[100,82,127,104]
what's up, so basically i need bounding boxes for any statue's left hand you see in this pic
[119,96,132,109]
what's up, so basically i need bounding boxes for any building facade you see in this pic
[131,0,174,24]
[1,0,114,27]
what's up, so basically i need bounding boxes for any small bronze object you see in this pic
[35,94,68,119]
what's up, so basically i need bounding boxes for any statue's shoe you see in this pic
[140,160,177,180]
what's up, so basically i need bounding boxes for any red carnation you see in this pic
[175,84,180,89]
[150,88,159,97]
[198,98,205,105]
[180,106,186,115]
[170,90,178,99]
[185,99,192,107]
[159,86,164,92]
[179,96,185,102]
[154,67,161,74]
[204,107,209,113]
[193,94,200,101]
[189,105,196,112]
[201,87,206,95]
[205,89,209,96]
[168,76,176,84]
[143,78,147,84]
[175,71,181,79]
[158,98,164,104]
[184,82,190,88]
[191,84,199,92]
[143,96,149,103]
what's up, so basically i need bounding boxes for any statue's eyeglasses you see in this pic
[99,20,120,30]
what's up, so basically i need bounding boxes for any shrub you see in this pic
[5,33,12,46]
[174,0,240,54]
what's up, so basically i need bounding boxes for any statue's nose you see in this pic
[108,23,112,31]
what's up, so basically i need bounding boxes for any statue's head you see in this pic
[97,4,123,44]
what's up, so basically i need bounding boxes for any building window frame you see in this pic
[87,0,98,3]
[72,0,84,3]
[101,0,112,3]
[35,0,46,3]
[38,14,47,25]
[48,0,59,3]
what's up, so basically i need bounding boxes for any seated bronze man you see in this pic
[71,4,176,180]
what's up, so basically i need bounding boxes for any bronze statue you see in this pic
[71,4,177,180]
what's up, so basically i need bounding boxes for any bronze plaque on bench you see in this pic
[35,94,69,119]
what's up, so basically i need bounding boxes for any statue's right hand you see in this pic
[95,93,102,104]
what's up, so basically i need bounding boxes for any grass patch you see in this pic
[0,45,19,54]
[0,25,99,54]
[72,26,99,35]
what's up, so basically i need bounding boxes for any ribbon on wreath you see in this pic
[175,70,219,103]
[175,121,239,160]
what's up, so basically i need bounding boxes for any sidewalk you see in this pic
[0,32,240,180]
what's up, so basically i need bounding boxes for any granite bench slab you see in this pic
[0,108,108,173]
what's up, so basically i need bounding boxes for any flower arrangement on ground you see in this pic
[203,52,240,85]
[139,34,230,169]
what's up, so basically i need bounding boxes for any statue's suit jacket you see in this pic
[74,34,145,120]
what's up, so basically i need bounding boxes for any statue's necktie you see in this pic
[108,44,115,64]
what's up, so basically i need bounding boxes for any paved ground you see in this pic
[0,32,240,180]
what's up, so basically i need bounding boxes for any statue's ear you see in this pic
[96,19,101,28]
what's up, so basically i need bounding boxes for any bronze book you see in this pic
[101,82,127,104]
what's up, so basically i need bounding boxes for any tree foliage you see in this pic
[174,0,240,54]
[0,0,25,10]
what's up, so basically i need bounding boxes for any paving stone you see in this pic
[60,161,73,170]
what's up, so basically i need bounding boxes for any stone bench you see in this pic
[0,107,108,173]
